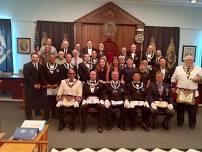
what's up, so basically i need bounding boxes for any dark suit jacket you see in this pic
[82,81,104,99]
[148,82,173,104]
[42,63,62,85]
[23,62,44,91]
[81,47,97,56]
[151,66,172,84]
[78,62,91,82]
[127,51,141,66]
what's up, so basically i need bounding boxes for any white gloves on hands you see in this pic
[73,101,79,107]
[56,101,63,107]
[82,99,87,105]
[144,101,150,108]
[151,102,157,109]
[168,104,174,109]
[104,99,111,108]
[99,100,105,105]
[124,100,130,108]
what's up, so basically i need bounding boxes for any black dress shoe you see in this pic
[189,124,195,129]
[142,123,150,131]
[97,127,103,133]
[178,123,183,127]
[57,122,65,131]
[69,124,75,131]
[81,124,86,133]
[26,116,32,120]
[119,125,127,131]
[162,122,169,130]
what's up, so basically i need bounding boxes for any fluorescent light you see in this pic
[190,0,198,4]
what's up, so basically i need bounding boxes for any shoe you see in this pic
[162,121,169,130]
[26,116,32,120]
[57,122,65,131]
[178,123,183,127]
[81,124,86,133]
[189,124,195,129]
[142,123,150,131]
[119,125,127,131]
[97,127,103,133]
[69,124,75,131]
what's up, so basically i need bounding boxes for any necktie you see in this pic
[34,63,38,70]
[157,83,163,96]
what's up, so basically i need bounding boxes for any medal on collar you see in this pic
[47,63,58,74]
[132,82,144,93]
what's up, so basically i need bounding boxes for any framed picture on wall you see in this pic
[17,38,31,54]
[182,45,196,62]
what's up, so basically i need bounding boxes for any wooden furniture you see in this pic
[74,2,145,56]
[0,125,49,152]
[0,75,24,101]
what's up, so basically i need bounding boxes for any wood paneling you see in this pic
[116,25,136,53]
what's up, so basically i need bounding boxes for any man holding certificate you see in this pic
[80,70,105,133]
[56,69,82,131]
[148,71,175,130]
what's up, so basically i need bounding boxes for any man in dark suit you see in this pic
[80,70,105,133]
[82,40,96,57]
[103,71,127,130]
[152,57,172,83]
[148,71,175,130]
[127,44,140,66]
[125,71,150,131]
[97,43,106,59]
[60,40,71,54]
[42,54,62,120]
[78,53,93,82]
[60,53,77,80]
[23,52,44,120]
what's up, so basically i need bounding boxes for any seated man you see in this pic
[80,70,105,133]
[148,71,175,130]
[125,71,150,131]
[56,69,82,131]
[104,71,127,130]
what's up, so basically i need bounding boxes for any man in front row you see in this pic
[80,70,105,133]
[125,71,150,131]
[56,69,82,131]
[148,71,175,130]
[104,71,127,130]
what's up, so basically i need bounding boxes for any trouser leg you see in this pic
[177,103,185,126]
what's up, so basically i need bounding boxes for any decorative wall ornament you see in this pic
[103,21,117,39]
[166,38,176,69]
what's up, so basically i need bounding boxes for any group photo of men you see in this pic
[23,38,202,134]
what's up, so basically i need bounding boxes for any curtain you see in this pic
[36,20,74,51]
[0,19,13,72]
[143,26,180,72]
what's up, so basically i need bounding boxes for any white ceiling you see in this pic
[109,0,202,7]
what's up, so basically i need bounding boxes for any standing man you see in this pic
[127,44,140,66]
[42,54,62,120]
[23,52,44,120]
[80,70,105,133]
[78,53,93,82]
[171,55,202,129]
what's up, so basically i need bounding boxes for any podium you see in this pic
[0,125,49,152]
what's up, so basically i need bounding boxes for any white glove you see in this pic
[151,102,157,109]
[104,99,111,108]
[124,100,130,108]
[56,101,63,107]
[82,99,87,105]
[73,101,79,107]
[99,100,105,105]
[144,101,150,108]
[168,104,174,109]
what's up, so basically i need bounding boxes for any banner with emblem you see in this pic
[0,19,13,72]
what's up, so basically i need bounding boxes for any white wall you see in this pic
[0,0,202,73]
